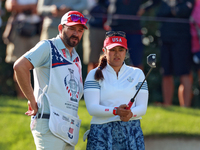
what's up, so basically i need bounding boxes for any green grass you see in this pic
[0,96,200,150]
[141,105,200,138]
[0,97,35,150]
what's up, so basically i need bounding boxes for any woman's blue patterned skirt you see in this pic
[86,120,145,150]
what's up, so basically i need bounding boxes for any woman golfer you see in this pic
[84,31,149,150]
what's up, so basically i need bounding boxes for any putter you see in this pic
[126,54,156,110]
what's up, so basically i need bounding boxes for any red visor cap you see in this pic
[60,11,88,29]
[104,36,127,50]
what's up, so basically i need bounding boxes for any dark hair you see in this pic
[94,54,107,81]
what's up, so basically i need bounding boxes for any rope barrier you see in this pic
[89,13,190,24]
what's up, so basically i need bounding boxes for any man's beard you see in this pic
[63,33,80,47]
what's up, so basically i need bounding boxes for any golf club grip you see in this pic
[126,99,134,110]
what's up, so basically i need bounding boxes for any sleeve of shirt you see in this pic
[131,69,149,118]
[84,69,115,117]
[23,40,50,68]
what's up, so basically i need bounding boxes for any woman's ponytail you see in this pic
[94,55,107,81]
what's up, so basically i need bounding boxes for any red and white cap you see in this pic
[104,36,127,50]
[60,11,88,29]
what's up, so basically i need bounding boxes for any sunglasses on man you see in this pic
[70,14,88,24]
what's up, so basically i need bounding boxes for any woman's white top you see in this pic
[84,63,149,124]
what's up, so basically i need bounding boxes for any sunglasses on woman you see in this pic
[70,14,88,24]
[105,31,126,38]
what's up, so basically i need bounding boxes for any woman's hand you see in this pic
[115,104,133,122]
[116,104,131,117]
[120,111,133,122]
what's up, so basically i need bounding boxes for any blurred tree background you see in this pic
[0,1,16,96]
[0,0,200,107]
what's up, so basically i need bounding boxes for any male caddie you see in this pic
[13,11,88,150]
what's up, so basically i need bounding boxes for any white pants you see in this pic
[31,118,74,150]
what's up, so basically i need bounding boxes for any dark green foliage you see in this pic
[0,1,16,96]
[0,28,16,96]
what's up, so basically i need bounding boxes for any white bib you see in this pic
[45,40,83,146]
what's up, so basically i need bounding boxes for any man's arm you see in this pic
[13,56,38,116]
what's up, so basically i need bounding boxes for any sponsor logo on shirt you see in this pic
[127,76,134,82]
[53,112,59,116]
[62,116,70,122]
[71,119,75,124]
[68,127,74,139]
[64,68,80,102]
[76,122,80,127]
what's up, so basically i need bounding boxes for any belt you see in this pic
[37,113,50,119]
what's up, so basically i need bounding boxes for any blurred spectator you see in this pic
[0,0,6,29]
[83,0,109,73]
[2,0,42,98]
[141,0,194,107]
[104,0,158,70]
[0,0,2,29]
[158,0,194,107]
[190,0,200,85]
[37,0,87,40]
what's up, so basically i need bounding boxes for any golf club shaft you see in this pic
[126,67,153,110]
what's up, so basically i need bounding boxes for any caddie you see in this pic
[13,11,88,150]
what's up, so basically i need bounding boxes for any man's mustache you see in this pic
[70,35,79,41]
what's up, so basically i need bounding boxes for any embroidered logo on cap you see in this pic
[112,38,122,42]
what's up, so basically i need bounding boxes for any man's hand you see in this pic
[25,100,38,116]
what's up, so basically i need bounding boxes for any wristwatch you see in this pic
[113,107,118,115]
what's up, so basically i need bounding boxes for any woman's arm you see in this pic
[84,70,131,118]
[131,90,148,118]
